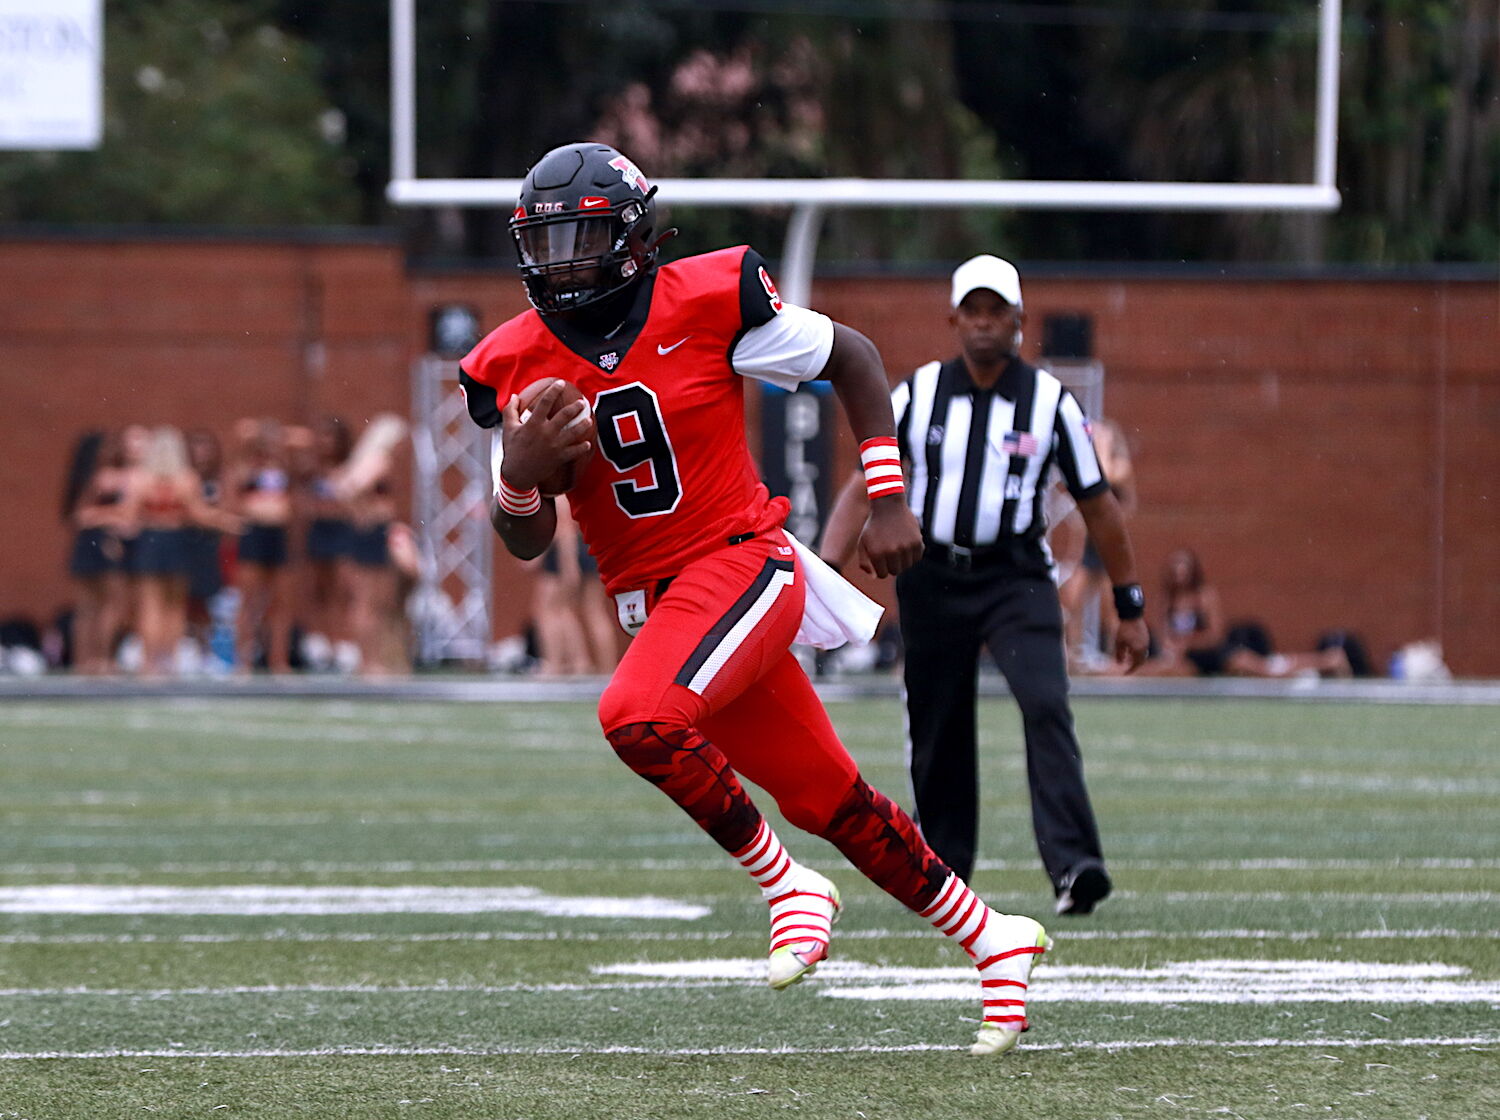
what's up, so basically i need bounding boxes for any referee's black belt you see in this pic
[923,540,1011,571]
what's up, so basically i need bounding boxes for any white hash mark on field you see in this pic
[1,1037,1498,1060]
[594,958,1500,1005]
[0,884,708,920]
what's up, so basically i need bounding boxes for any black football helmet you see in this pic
[510,142,662,315]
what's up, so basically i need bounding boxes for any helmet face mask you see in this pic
[510,143,659,315]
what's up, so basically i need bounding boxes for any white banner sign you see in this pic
[0,0,102,150]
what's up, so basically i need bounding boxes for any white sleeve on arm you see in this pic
[1056,391,1107,496]
[731,303,835,391]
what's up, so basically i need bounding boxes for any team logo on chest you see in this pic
[598,351,620,371]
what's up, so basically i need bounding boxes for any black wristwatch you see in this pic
[1112,583,1145,621]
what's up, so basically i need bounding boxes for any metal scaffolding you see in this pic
[409,355,493,665]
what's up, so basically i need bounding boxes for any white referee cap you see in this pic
[951,254,1023,308]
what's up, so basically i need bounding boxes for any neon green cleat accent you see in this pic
[768,942,826,990]
[765,873,841,990]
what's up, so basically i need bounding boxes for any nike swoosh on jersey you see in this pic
[657,336,691,355]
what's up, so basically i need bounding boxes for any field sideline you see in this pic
[1,695,1496,1118]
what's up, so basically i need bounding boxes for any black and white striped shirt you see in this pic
[893,356,1107,567]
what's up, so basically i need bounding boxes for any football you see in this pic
[515,378,596,495]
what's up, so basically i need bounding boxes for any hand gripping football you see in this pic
[515,378,596,495]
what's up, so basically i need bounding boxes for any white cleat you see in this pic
[967,911,1052,1056]
[765,867,842,991]
[971,1023,1027,1057]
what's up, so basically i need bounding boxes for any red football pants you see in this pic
[596,534,949,911]
[597,532,858,832]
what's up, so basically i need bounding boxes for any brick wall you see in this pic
[0,233,414,646]
[817,273,1500,677]
[2,234,1494,674]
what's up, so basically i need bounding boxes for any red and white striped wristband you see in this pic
[496,475,542,518]
[859,436,905,501]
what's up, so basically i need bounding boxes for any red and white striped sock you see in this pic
[921,872,1047,1032]
[733,819,795,895]
[732,819,839,976]
[922,872,990,950]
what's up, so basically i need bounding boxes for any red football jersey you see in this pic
[461,246,789,594]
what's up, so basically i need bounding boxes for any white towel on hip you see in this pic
[784,531,884,650]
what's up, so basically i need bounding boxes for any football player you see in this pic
[460,142,1051,1055]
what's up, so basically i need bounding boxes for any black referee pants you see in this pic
[896,557,1104,891]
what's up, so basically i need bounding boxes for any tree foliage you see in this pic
[0,0,360,225]
[1335,0,1499,261]
[3,0,1493,266]
[587,6,1015,262]
[1056,0,1498,263]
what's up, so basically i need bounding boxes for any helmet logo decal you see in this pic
[580,196,610,209]
[531,201,565,213]
[608,154,650,194]
[758,265,784,314]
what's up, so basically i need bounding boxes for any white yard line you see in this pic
[2,813,533,828]
[9,958,1500,1005]
[1138,891,1499,903]
[1,1036,1496,1061]
[593,957,1500,1005]
[1090,762,1500,797]
[0,884,708,919]
[1105,858,1500,870]
[2,816,534,830]
[1,927,1495,946]
[0,882,1491,908]
[0,706,586,748]
[2,857,1496,873]
[0,981,748,997]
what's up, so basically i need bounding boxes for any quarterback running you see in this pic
[460,141,1051,1055]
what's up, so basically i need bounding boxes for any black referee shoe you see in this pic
[1055,863,1111,916]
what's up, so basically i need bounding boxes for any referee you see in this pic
[822,255,1149,915]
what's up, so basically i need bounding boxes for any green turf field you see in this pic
[1,695,1497,1118]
